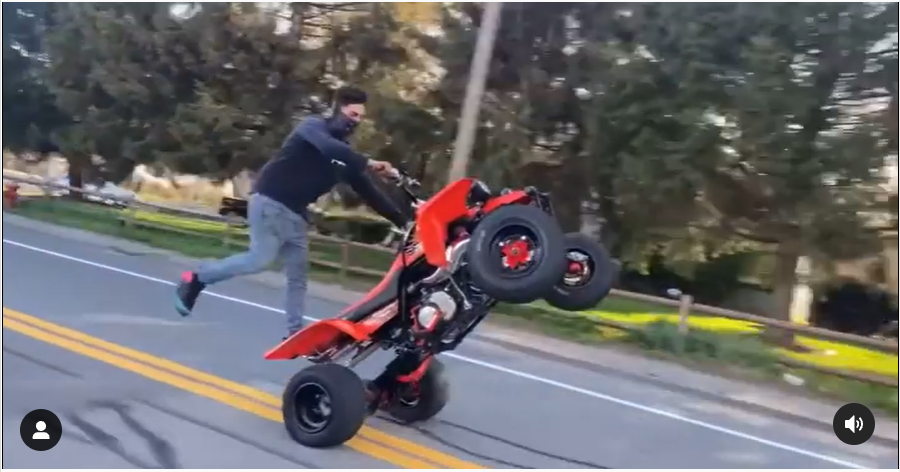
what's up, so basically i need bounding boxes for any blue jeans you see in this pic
[196,193,309,334]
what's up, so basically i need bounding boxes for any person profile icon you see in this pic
[32,421,50,440]
[20,409,62,451]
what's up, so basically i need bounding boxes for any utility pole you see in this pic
[446,2,503,183]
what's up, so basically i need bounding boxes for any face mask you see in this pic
[327,112,359,140]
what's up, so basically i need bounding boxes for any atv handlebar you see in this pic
[386,167,424,211]
[387,168,420,190]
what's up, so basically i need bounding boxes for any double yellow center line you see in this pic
[2,307,484,469]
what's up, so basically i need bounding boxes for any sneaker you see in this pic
[175,271,206,317]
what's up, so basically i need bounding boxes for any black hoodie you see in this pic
[252,115,408,228]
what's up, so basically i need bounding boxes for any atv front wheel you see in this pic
[468,204,567,304]
[545,233,617,311]
[382,358,450,424]
[281,363,368,448]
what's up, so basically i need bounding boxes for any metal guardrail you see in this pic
[4,173,899,387]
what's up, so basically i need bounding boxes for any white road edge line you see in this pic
[2,237,869,469]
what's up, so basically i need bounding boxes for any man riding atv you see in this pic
[174,86,409,339]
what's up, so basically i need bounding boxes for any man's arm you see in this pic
[344,170,410,229]
[296,116,408,228]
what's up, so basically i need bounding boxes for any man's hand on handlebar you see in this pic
[382,166,420,188]
[364,157,419,187]
[366,158,395,177]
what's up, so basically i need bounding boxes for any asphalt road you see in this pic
[3,222,898,469]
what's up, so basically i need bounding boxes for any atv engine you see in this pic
[411,265,494,352]
[415,289,457,331]
[402,229,496,353]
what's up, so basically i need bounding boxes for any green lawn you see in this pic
[587,306,898,378]
[9,196,898,414]
[503,293,899,379]
[132,208,242,235]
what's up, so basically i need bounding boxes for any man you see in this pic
[174,87,409,339]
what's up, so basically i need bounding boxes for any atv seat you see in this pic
[339,268,402,323]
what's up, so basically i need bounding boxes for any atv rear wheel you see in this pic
[383,358,450,424]
[545,233,617,311]
[282,363,367,448]
[468,205,567,304]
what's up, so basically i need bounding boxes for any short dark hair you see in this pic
[333,86,368,108]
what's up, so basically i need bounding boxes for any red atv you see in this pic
[264,170,615,448]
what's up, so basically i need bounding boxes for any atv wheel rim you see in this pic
[293,382,332,434]
[563,250,592,287]
[396,383,421,408]
[499,235,536,271]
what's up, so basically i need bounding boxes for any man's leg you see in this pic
[279,209,310,338]
[175,194,284,316]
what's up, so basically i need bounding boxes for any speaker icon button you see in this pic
[833,403,875,445]
[844,415,863,433]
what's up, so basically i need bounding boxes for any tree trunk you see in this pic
[550,174,584,233]
[67,158,85,200]
[598,194,623,258]
[520,161,583,233]
[765,242,801,346]
[414,152,430,182]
